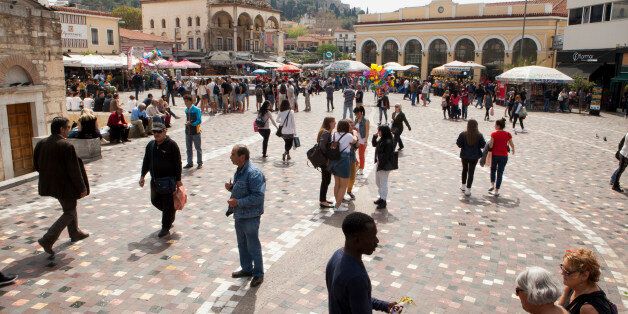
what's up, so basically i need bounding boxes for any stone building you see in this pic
[51,5,121,55]
[0,0,65,181]
[355,0,567,79]
[140,0,284,66]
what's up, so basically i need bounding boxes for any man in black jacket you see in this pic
[35,117,90,256]
[139,118,182,237]
[391,104,411,151]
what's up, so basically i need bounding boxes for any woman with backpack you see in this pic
[456,119,486,196]
[317,117,336,208]
[372,125,396,210]
[255,83,264,112]
[276,99,296,162]
[512,95,526,132]
[256,101,277,158]
[328,119,358,212]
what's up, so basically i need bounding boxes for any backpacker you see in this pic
[327,133,348,161]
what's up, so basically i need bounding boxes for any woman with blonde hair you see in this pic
[77,108,102,139]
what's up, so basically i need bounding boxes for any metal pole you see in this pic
[520,0,528,65]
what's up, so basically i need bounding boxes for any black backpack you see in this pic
[327,133,348,161]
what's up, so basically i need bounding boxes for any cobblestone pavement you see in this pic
[0,90,626,313]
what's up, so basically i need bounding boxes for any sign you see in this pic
[325,51,333,59]
[557,49,615,64]
[589,85,602,115]
[572,52,597,63]
[61,23,88,40]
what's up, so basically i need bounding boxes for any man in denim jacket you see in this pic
[225,145,266,287]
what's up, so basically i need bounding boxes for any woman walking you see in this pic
[255,83,264,112]
[257,101,277,158]
[456,119,486,196]
[488,118,515,196]
[329,119,357,212]
[276,99,296,162]
[441,90,450,119]
[391,104,412,151]
[354,106,369,175]
[318,117,336,208]
[512,95,526,132]
[372,125,396,209]
[484,91,493,121]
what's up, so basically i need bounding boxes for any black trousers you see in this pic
[485,106,491,120]
[612,156,628,188]
[393,129,404,150]
[512,114,524,129]
[151,183,176,230]
[109,125,129,142]
[259,129,270,156]
[461,158,479,188]
[283,136,293,153]
[320,167,332,202]
[41,198,80,245]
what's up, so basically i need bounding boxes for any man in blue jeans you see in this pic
[183,95,202,169]
[225,145,266,287]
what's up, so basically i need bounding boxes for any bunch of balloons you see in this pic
[143,49,162,62]
[363,64,394,90]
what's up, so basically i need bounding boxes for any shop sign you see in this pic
[572,52,597,62]
[590,85,602,112]
[557,50,614,64]
[61,23,88,40]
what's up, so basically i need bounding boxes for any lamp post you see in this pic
[520,0,528,65]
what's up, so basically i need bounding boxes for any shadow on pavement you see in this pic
[126,232,181,261]
[1,251,75,281]
[230,283,258,313]
[370,208,400,224]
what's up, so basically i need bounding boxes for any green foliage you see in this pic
[77,0,140,11]
[112,5,142,30]
[316,44,339,57]
[271,0,360,23]
[569,75,595,92]
[286,25,308,38]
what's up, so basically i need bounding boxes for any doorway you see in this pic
[7,103,34,176]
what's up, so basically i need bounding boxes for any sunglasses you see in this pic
[515,287,524,295]
[560,264,577,276]
[153,130,164,134]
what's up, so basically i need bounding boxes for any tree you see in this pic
[112,5,142,30]
[286,25,308,38]
[317,43,339,59]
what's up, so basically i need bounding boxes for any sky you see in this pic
[341,0,526,13]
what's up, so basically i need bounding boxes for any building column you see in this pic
[473,51,482,83]
[233,26,238,52]
[447,51,454,63]
[421,52,429,79]
[400,51,405,66]
[376,52,382,66]
[277,31,284,56]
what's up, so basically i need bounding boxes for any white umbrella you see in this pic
[325,60,369,73]
[383,62,402,69]
[63,55,81,67]
[443,60,485,71]
[496,66,573,84]
[388,65,419,71]
[80,55,120,69]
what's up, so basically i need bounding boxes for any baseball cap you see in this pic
[152,116,166,131]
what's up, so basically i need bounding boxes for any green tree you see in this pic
[286,25,308,38]
[317,44,339,59]
[112,5,142,30]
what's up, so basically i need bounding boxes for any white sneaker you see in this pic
[464,187,471,196]
[334,205,349,212]
[460,184,466,192]
[490,189,500,197]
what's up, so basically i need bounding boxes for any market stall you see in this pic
[324,60,369,76]
[496,66,574,111]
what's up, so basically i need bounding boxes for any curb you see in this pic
[0,172,39,192]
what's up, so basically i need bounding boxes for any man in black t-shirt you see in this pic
[221,79,232,113]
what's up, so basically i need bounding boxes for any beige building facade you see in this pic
[0,0,65,181]
[355,0,567,79]
[52,6,121,55]
[141,0,283,62]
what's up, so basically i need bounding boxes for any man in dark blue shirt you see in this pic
[326,212,398,313]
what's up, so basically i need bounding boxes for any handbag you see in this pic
[293,136,301,149]
[150,141,177,195]
[307,143,327,169]
[519,106,528,118]
[276,111,290,137]
[174,185,187,211]
[490,106,495,116]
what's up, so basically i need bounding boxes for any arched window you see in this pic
[482,38,505,79]
[404,39,422,68]
[150,19,154,28]
[196,16,201,27]
[187,17,192,27]
[454,39,475,62]
[161,19,166,28]
[428,39,447,74]
[361,41,377,65]
[197,38,202,50]
[512,38,538,65]
[381,40,399,64]
[176,18,180,28]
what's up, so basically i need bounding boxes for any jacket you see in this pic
[141,137,182,182]
[107,111,127,127]
[456,132,487,160]
[185,105,202,135]
[230,161,266,219]
[391,112,411,133]
[34,134,89,200]
[372,135,395,171]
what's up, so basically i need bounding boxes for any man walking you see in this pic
[343,86,355,119]
[166,76,176,106]
[326,212,398,313]
[139,118,182,237]
[325,81,335,112]
[183,95,202,169]
[35,117,90,256]
[132,72,143,100]
[225,145,266,288]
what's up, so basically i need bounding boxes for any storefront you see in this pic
[556,49,620,111]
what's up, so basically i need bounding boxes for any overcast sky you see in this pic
[342,0,526,13]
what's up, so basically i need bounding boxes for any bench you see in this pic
[66,138,102,163]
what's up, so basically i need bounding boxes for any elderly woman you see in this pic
[558,248,617,314]
[515,267,567,314]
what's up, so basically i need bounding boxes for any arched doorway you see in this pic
[237,13,253,51]
[512,38,538,65]
[482,38,505,79]
[428,39,447,74]
[211,11,234,51]
[381,40,399,64]
[361,41,377,65]
[404,39,422,68]
[454,39,475,62]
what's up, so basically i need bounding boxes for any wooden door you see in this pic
[7,103,34,176]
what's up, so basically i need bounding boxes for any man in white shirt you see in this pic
[611,132,628,192]
[70,92,82,111]
[126,95,138,113]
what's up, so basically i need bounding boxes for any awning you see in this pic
[252,61,272,68]
[611,72,628,84]
[556,64,601,80]
[265,61,284,68]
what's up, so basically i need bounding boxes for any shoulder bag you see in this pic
[150,141,176,195]
[276,111,289,137]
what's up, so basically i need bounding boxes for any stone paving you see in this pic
[0,90,626,313]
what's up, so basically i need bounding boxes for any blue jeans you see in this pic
[379,107,388,124]
[186,133,202,166]
[611,157,627,187]
[343,105,354,119]
[167,91,176,106]
[235,216,264,277]
[411,92,417,106]
[544,98,550,112]
[490,155,508,189]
